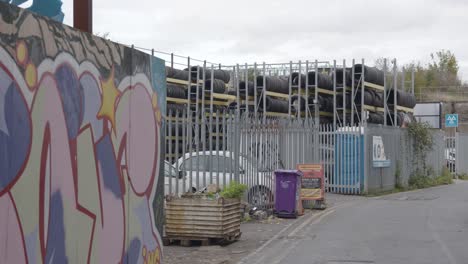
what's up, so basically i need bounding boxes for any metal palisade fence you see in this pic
[164,110,282,209]
[164,110,449,208]
[164,110,369,208]
[445,130,468,177]
[455,132,468,177]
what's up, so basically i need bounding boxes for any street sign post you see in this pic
[445,114,459,128]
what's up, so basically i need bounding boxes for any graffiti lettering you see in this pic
[0,3,165,264]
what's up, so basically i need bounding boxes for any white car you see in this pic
[164,160,190,195]
[171,151,274,205]
[446,149,456,170]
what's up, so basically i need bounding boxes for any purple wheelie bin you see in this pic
[274,170,302,218]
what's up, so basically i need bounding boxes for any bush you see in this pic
[408,174,433,189]
[220,182,248,199]
[408,167,452,189]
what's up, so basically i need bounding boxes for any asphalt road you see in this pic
[239,180,468,264]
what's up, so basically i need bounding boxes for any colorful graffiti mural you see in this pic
[0,3,165,263]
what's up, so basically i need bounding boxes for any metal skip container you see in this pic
[274,170,303,218]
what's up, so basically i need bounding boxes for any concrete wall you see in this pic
[0,3,166,263]
[365,125,445,193]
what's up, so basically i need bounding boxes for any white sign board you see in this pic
[414,103,442,129]
[373,136,391,167]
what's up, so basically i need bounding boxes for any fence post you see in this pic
[363,124,368,194]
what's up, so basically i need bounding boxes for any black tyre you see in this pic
[167,84,187,99]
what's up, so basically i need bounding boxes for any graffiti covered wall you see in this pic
[0,0,65,22]
[0,3,166,263]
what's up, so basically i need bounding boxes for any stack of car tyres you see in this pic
[333,68,352,87]
[387,90,417,108]
[184,67,232,152]
[351,64,385,86]
[293,71,334,90]
[289,71,335,116]
[291,94,334,113]
[186,66,231,83]
[386,90,416,127]
[253,75,292,114]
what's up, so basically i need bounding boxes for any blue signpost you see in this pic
[445,114,459,128]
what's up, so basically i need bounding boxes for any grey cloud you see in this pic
[61,0,468,80]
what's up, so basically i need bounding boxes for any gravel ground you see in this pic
[163,193,361,264]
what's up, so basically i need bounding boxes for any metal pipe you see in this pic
[210,65,214,114]
[254,63,258,117]
[343,59,347,125]
[305,60,309,122]
[216,110,220,188]
[393,59,398,127]
[236,64,240,114]
[298,60,302,119]
[195,66,200,119]
[351,59,355,125]
[384,58,387,126]
[263,62,267,121]
[187,57,191,115]
[401,67,406,93]
[182,109,187,192]
[361,59,365,125]
[288,61,293,119]
[168,111,173,195]
[171,53,174,68]
[333,60,337,129]
[244,63,248,115]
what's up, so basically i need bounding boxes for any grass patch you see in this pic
[367,168,453,197]
[408,167,453,189]
[457,174,468,180]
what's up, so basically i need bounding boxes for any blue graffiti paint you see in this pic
[1,0,64,22]
[45,191,68,264]
[151,56,167,117]
[122,238,141,264]
[80,73,103,140]
[55,64,83,140]
[135,200,158,251]
[0,81,31,191]
[96,134,123,198]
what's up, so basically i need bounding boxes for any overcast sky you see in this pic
[60,0,468,81]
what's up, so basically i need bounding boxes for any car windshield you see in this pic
[164,161,178,177]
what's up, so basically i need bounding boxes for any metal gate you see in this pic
[325,126,364,194]
[445,129,456,174]
[164,110,367,209]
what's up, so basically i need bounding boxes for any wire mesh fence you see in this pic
[416,86,468,103]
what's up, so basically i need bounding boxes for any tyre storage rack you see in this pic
[135,47,416,132]
[227,61,338,124]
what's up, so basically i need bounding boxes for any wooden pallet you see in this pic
[163,232,241,247]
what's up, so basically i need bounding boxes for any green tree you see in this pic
[427,50,460,87]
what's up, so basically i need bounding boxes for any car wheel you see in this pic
[248,186,273,206]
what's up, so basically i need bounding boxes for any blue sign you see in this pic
[373,160,391,168]
[445,114,459,128]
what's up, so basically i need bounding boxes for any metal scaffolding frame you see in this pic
[139,47,415,130]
